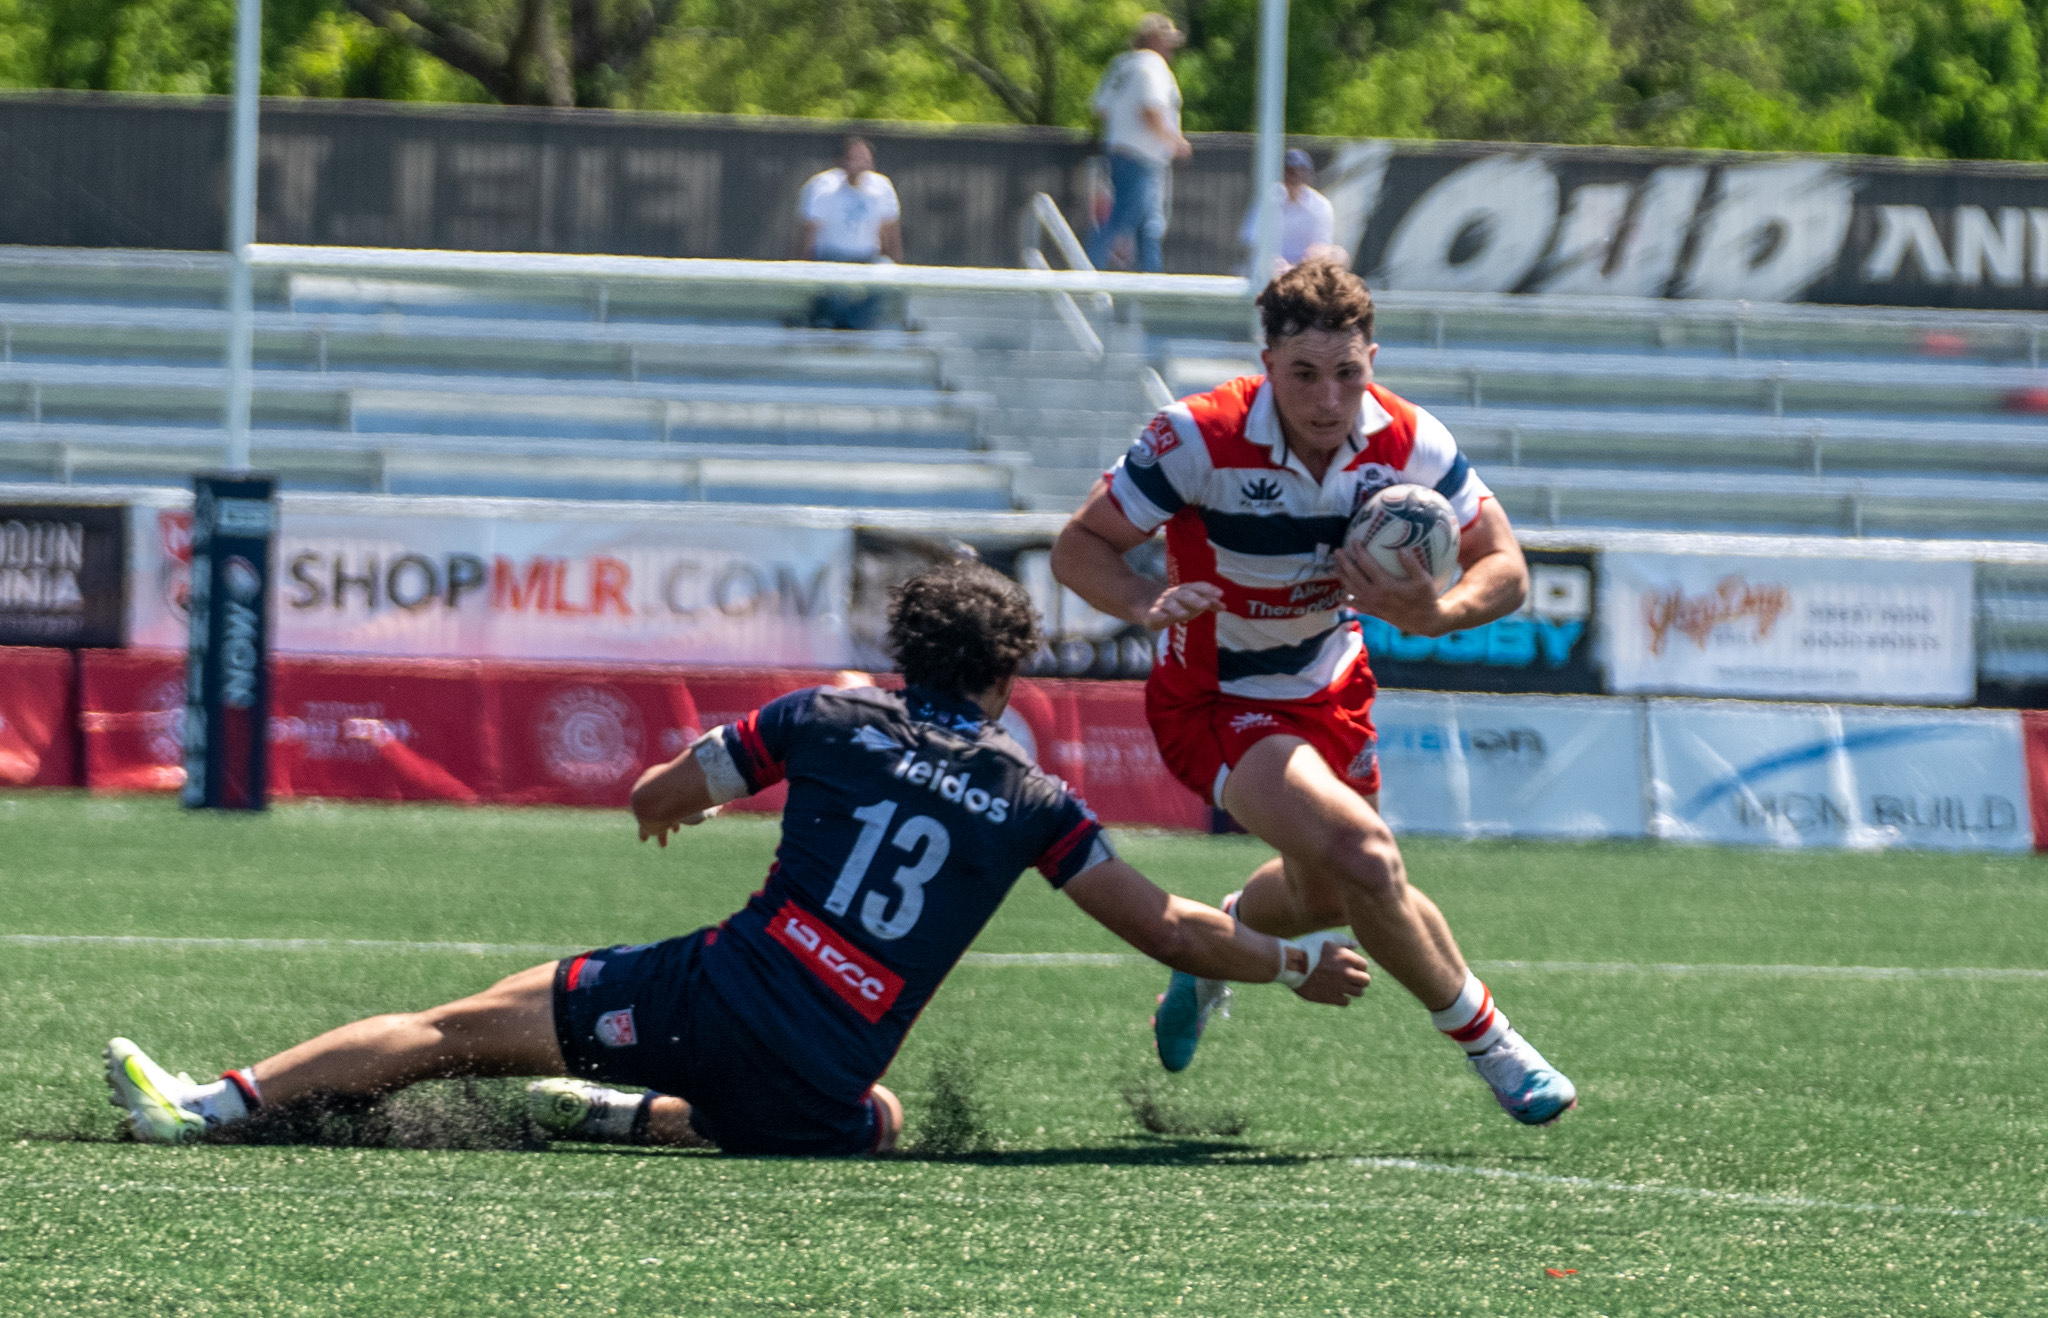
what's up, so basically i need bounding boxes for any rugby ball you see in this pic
[1345,485,1460,591]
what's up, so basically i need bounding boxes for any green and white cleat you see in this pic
[527,1077,605,1138]
[104,1038,206,1145]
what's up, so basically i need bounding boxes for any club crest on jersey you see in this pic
[594,1008,637,1048]
[1240,476,1285,508]
[1130,415,1180,467]
[1350,465,1399,511]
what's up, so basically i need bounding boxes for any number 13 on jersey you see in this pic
[824,800,952,941]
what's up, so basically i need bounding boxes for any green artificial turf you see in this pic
[3,791,2046,1315]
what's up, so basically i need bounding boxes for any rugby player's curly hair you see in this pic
[887,560,1043,700]
[1256,255,1375,345]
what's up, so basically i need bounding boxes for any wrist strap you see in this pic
[1275,930,1360,990]
[1274,938,1309,989]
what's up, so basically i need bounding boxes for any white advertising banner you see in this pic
[1648,699,2031,852]
[1602,551,1975,704]
[1375,691,1647,840]
[129,503,854,666]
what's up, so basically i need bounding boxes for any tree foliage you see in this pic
[7,0,2048,161]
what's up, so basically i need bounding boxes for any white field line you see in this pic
[1351,1156,2048,1229]
[5,934,2048,981]
[10,1171,2046,1232]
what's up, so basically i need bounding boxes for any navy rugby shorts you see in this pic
[551,930,885,1157]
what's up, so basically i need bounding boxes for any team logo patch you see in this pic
[594,1007,638,1048]
[1130,414,1181,467]
[1241,477,1284,507]
[1229,711,1280,734]
[536,685,644,789]
[1347,738,1380,782]
[1349,464,1399,512]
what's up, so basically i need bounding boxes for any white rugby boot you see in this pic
[104,1038,208,1145]
[1469,1029,1578,1126]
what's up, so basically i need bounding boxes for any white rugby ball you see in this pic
[1345,485,1460,591]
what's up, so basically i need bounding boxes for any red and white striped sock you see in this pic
[1429,972,1510,1055]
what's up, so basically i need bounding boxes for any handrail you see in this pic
[1139,366,1173,411]
[1017,191,1115,360]
[251,244,1247,301]
[1027,194,1095,282]
[1021,248,1104,358]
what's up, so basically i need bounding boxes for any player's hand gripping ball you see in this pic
[1346,485,1460,592]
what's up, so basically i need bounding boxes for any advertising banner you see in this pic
[1332,140,2048,309]
[0,647,75,786]
[1374,691,1646,839]
[2024,711,2048,852]
[1363,550,1600,695]
[132,504,854,667]
[1601,551,1974,704]
[0,503,125,647]
[182,474,276,811]
[1648,699,2032,851]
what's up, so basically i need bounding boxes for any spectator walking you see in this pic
[1087,13,1190,273]
[796,137,902,330]
[1240,148,1340,277]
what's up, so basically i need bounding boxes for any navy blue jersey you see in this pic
[698,684,1110,1104]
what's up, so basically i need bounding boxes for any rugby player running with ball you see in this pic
[1051,258,1576,1124]
[105,562,1368,1153]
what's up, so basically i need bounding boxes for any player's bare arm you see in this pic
[1050,484,1224,628]
[629,737,726,844]
[1338,498,1529,638]
[1064,857,1369,1006]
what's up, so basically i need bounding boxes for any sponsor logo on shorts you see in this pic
[767,899,905,1025]
[1228,711,1280,734]
[1347,738,1380,782]
[594,1007,638,1048]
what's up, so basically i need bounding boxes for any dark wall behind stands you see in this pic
[5,91,2048,308]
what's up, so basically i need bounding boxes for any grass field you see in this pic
[3,792,2047,1316]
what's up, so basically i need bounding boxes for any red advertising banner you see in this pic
[1021,679,1210,833]
[271,655,494,803]
[0,647,76,786]
[79,648,185,793]
[73,653,1203,830]
[489,664,700,807]
[2024,712,2048,853]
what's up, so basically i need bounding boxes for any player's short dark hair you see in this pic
[887,561,1042,700]
[1256,256,1374,345]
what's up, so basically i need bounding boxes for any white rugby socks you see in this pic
[574,1086,656,1142]
[1429,972,1510,1055]
[187,1068,260,1127]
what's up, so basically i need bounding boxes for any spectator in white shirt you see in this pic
[1086,13,1190,273]
[796,138,902,329]
[1240,148,1342,277]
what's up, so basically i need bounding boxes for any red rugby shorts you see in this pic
[1146,664,1380,808]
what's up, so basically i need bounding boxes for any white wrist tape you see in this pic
[692,729,748,806]
[1274,930,1361,989]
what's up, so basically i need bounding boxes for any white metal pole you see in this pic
[223,0,261,471]
[1248,0,1290,299]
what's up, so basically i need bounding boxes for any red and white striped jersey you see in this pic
[1105,375,1491,703]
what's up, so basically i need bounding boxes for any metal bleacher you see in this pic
[0,248,1015,510]
[1146,291,2048,540]
[10,238,2048,539]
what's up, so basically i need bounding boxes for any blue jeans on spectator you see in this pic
[806,252,887,330]
[1087,151,1167,273]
